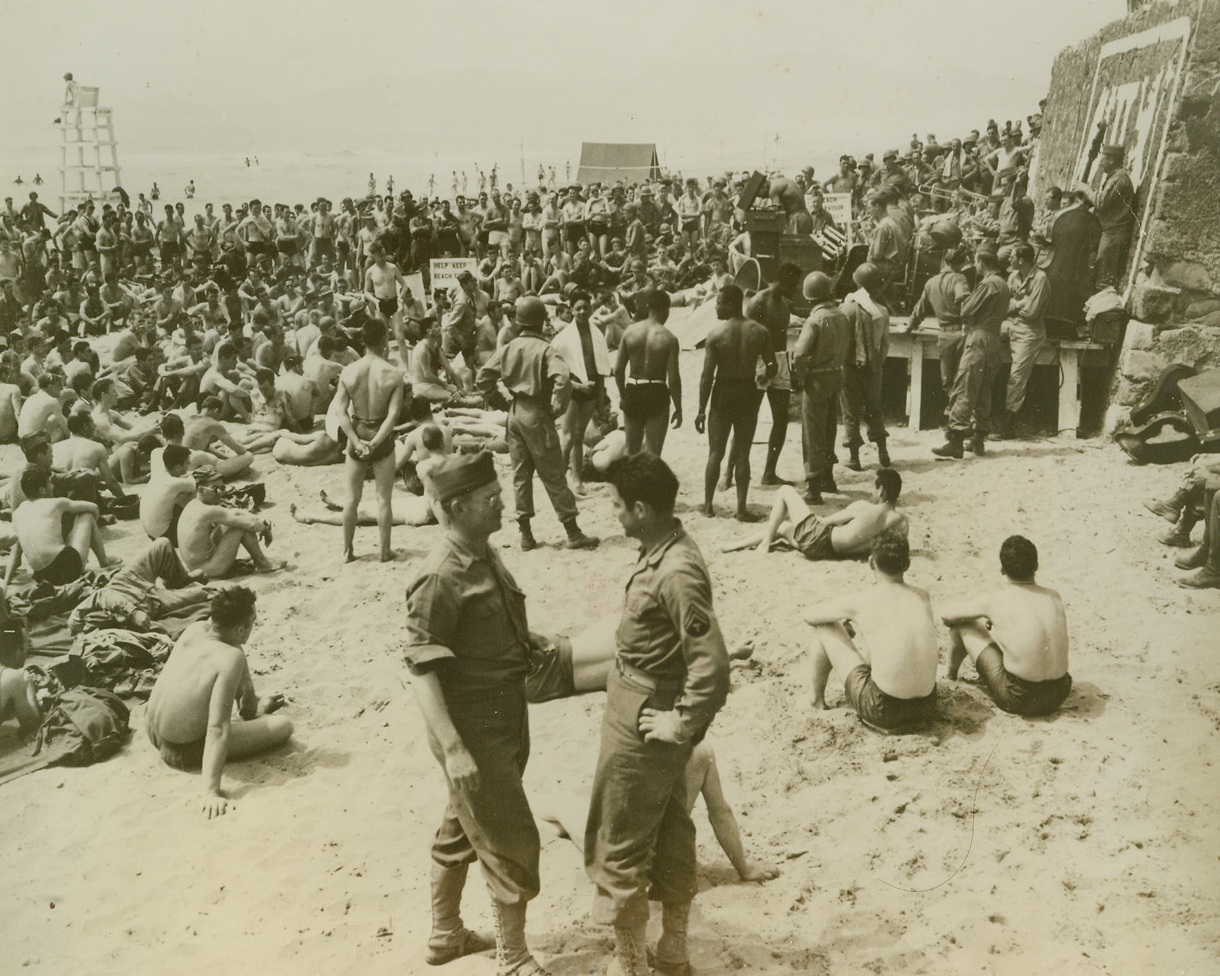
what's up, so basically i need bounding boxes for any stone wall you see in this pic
[1039,0,1220,429]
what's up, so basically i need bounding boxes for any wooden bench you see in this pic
[885,319,1112,438]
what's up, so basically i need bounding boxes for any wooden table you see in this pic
[885,320,1111,438]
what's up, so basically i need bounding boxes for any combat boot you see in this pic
[562,518,599,550]
[491,900,551,976]
[425,863,494,966]
[875,437,891,468]
[969,431,987,456]
[845,446,862,471]
[932,430,964,459]
[519,518,537,551]
[1143,488,1190,523]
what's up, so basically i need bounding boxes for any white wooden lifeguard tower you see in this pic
[59,76,123,212]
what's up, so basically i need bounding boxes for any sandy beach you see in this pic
[2,329,1217,976]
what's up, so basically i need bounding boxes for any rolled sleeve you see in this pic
[404,570,459,675]
[658,566,730,743]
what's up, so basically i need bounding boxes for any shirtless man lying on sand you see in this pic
[145,586,292,818]
[942,535,1072,716]
[525,614,779,883]
[723,467,907,560]
[803,532,939,733]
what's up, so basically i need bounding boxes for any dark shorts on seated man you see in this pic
[844,664,937,733]
[621,381,669,423]
[974,645,1072,716]
[147,724,205,772]
[793,514,840,562]
[34,547,84,586]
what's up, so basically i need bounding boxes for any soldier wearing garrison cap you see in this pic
[404,449,554,976]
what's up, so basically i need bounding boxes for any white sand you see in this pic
[2,342,1218,975]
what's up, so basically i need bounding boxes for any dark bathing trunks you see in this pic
[975,645,1072,716]
[33,547,84,586]
[343,416,394,467]
[792,514,839,561]
[378,296,399,317]
[524,637,576,704]
[621,381,669,423]
[710,377,764,423]
[844,664,937,733]
[147,725,206,772]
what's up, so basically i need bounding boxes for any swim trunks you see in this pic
[342,416,395,468]
[621,381,669,423]
[378,296,399,317]
[147,725,205,772]
[710,377,764,424]
[33,547,84,586]
[974,645,1072,716]
[525,637,575,704]
[791,514,838,561]
[844,664,937,733]
[758,350,792,392]
[159,241,181,265]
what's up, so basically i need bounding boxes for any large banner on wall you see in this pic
[1072,16,1192,292]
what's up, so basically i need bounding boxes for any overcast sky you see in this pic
[1,0,1128,171]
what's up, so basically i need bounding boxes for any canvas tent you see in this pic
[575,142,660,186]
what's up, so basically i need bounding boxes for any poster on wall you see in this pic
[1073,16,1193,292]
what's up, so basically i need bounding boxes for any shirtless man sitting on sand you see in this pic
[177,484,282,579]
[942,535,1072,716]
[181,399,255,479]
[804,532,939,733]
[144,586,292,818]
[0,664,41,735]
[5,466,119,587]
[613,288,682,456]
[334,318,405,562]
[724,467,907,560]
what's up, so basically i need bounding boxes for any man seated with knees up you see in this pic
[803,532,939,733]
[145,585,292,818]
[5,466,118,587]
[942,535,1073,715]
[723,467,907,560]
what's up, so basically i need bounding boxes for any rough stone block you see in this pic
[1126,321,1156,350]
[1162,260,1214,292]
[1121,347,1169,383]
[1131,280,1180,322]
[1185,299,1220,320]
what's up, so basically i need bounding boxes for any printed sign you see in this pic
[822,192,854,245]
[429,258,478,305]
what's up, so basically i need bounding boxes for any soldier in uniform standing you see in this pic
[839,263,892,471]
[792,271,851,505]
[405,451,553,976]
[585,453,730,976]
[1093,145,1137,290]
[477,296,599,552]
[934,247,1012,459]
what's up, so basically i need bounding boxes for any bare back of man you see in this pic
[740,273,799,485]
[724,487,907,559]
[615,297,681,456]
[335,330,405,562]
[808,581,939,706]
[698,287,775,519]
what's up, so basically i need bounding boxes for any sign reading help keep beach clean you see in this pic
[429,258,478,306]
[822,193,853,245]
